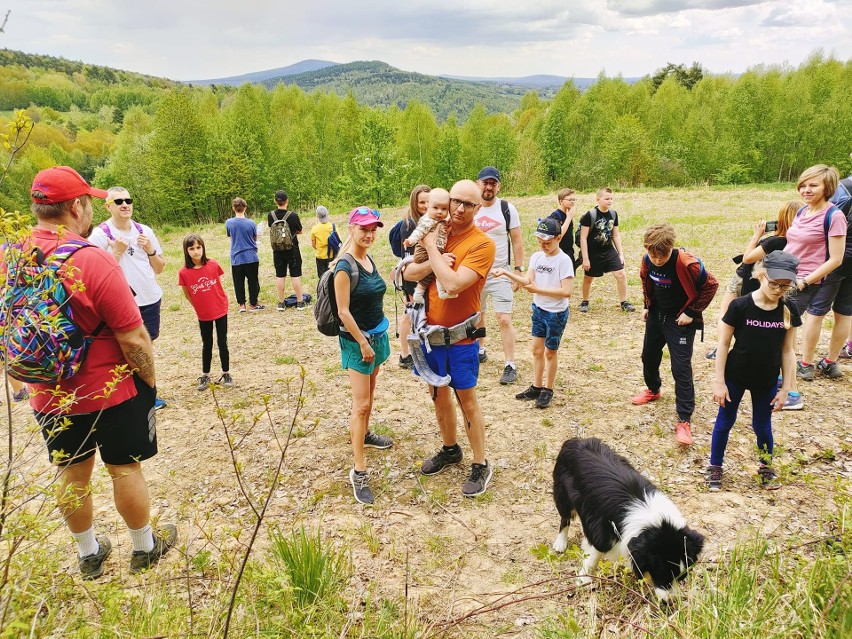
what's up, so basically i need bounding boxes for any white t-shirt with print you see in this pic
[474,198,521,268]
[89,220,164,306]
[529,249,574,312]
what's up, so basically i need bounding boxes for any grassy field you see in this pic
[2,184,850,638]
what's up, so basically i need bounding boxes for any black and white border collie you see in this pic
[552,437,704,601]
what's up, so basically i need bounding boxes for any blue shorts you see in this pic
[339,331,390,375]
[139,299,162,341]
[414,342,480,390]
[531,304,569,350]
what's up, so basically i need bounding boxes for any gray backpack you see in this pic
[270,210,294,251]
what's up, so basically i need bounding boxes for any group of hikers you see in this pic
[0,159,849,580]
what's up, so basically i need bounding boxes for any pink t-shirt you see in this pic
[784,205,847,278]
[26,228,143,415]
[178,260,228,321]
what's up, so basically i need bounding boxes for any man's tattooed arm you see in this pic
[114,325,156,387]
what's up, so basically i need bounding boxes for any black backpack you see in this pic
[314,253,361,336]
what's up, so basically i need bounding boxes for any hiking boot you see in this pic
[363,431,393,449]
[796,361,814,381]
[478,349,488,363]
[421,445,463,475]
[196,375,211,392]
[218,373,234,388]
[705,465,723,492]
[705,348,717,360]
[12,387,28,402]
[515,385,542,400]
[79,536,112,580]
[816,358,843,379]
[535,388,554,408]
[399,354,414,369]
[277,302,287,311]
[154,397,167,411]
[295,301,307,310]
[839,344,852,359]
[782,392,804,410]
[462,461,493,497]
[579,300,590,313]
[238,304,247,313]
[249,304,265,311]
[758,465,781,490]
[349,469,374,505]
[631,388,661,405]
[129,524,177,573]
[499,364,518,385]
[675,420,693,446]
[620,300,636,312]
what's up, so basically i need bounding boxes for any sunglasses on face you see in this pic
[449,198,478,212]
[111,198,133,205]
[353,207,380,218]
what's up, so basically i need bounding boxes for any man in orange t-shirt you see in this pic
[405,179,496,497]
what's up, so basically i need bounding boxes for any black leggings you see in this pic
[199,315,229,374]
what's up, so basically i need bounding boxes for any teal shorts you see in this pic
[339,331,390,375]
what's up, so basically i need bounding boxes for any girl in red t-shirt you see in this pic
[178,234,232,390]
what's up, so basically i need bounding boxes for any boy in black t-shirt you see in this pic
[632,223,719,447]
[577,187,635,312]
[547,188,578,267]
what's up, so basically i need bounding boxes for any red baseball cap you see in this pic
[31,166,109,204]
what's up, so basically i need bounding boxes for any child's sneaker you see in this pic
[705,348,717,360]
[705,465,723,492]
[12,387,28,402]
[238,304,247,313]
[196,375,211,392]
[782,392,803,410]
[620,300,636,312]
[535,388,554,408]
[515,385,542,400]
[839,343,852,359]
[758,464,781,490]
[249,304,265,311]
[218,373,234,388]
[421,444,463,475]
[631,388,661,405]
[674,420,693,446]
[499,364,518,385]
[399,354,413,369]
[461,461,493,497]
[579,300,590,313]
[154,397,167,410]
[277,302,287,311]
[816,358,843,379]
[349,469,374,505]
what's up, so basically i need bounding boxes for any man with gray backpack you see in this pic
[268,190,307,310]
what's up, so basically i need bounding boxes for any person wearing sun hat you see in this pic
[492,217,574,409]
[332,207,393,505]
[23,166,177,579]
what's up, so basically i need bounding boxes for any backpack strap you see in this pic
[839,177,852,216]
[52,241,107,337]
[98,221,145,242]
[500,199,512,261]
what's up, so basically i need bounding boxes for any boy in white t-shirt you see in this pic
[492,217,574,408]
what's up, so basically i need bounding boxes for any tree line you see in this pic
[1,50,850,224]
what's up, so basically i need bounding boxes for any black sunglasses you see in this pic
[111,198,133,205]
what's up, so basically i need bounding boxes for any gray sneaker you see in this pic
[758,465,781,490]
[579,300,590,313]
[535,388,554,408]
[816,358,843,379]
[462,461,493,497]
[130,524,178,573]
[277,302,287,311]
[349,469,374,505]
[79,536,112,580]
[705,465,723,492]
[478,349,488,363]
[218,373,234,388]
[421,445,463,475]
[782,392,804,410]
[620,300,636,312]
[196,375,211,392]
[499,364,517,385]
[796,361,814,381]
[363,431,393,449]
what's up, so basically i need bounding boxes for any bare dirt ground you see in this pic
[17,186,850,635]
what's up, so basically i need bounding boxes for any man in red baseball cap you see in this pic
[26,166,177,579]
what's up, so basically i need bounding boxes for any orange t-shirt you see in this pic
[426,224,495,342]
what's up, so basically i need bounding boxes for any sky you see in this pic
[2,0,850,81]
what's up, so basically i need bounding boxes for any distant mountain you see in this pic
[259,60,537,120]
[187,59,338,86]
[444,74,641,90]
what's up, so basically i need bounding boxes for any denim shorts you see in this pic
[531,304,569,350]
[414,342,480,390]
[139,299,162,341]
[339,331,390,375]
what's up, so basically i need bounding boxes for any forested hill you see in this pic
[260,60,538,120]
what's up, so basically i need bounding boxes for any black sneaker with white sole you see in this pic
[349,469,374,505]
[462,461,493,497]
[421,444,463,475]
[363,431,393,449]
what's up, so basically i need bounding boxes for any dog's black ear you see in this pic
[683,528,705,565]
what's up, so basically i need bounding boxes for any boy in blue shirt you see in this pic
[225,197,264,312]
